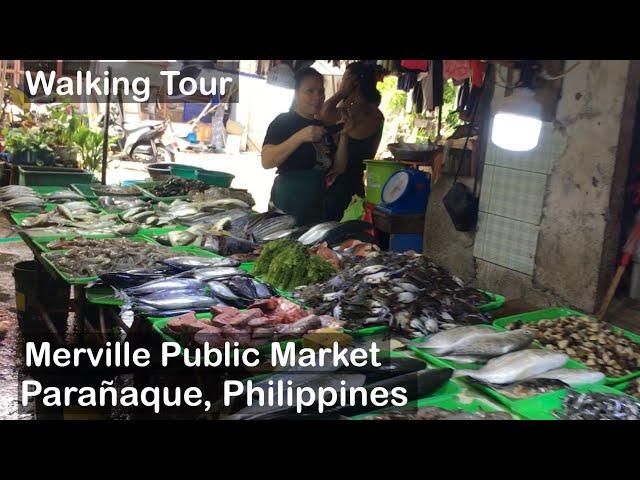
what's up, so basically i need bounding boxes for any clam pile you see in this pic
[506,316,640,377]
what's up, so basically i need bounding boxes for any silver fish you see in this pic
[136,294,216,310]
[192,267,247,281]
[115,223,140,235]
[357,265,386,276]
[412,326,496,355]
[122,206,147,220]
[197,198,250,210]
[164,256,241,269]
[443,330,535,357]
[297,221,341,245]
[529,368,605,387]
[45,191,85,202]
[438,354,492,364]
[457,349,569,385]
[168,230,197,246]
[207,280,241,300]
[123,278,204,296]
[260,228,297,242]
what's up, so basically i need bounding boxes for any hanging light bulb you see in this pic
[491,62,544,152]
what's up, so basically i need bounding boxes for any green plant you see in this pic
[1,126,54,157]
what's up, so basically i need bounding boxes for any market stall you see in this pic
[2,58,640,422]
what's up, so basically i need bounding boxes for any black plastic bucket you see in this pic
[13,261,70,339]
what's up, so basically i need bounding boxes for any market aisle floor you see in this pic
[0,229,35,420]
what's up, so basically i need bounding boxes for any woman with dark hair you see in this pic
[262,67,347,226]
[320,62,385,221]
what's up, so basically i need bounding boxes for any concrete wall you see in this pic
[425,60,640,312]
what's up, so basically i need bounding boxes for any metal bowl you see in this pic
[388,142,440,162]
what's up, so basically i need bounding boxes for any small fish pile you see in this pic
[176,207,251,228]
[154,225,261,260]
[119,261,279,312]
[163,297,340,348]
[297,220,376,247]
[190,186,255,208]
[623,378,640,399]
[98,196,149,212]
[364,407,513,420]
[297,251,490,335]
[228,211,297,243]
[556,391,640,420]
[0,186,44,212]
[505,316,640,377]
[149,177,209,197]
[20,207,122,233]
[44,238,187,278]
[254,239,337,292]
[90,185,141,196]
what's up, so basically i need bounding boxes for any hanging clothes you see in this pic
[397,71,418,92]
[412,85,424,114]
[401,60,428,71]
[431,60,444,111]
[444,60,472,82]
[470,60,485,88]
[456,79,470,113]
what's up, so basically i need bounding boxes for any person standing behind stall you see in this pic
[261,68,346,226]
[320,62,385,221]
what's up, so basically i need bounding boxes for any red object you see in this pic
[444,60,471,82]
[401,60,428,71]
[621,222,640,266]
[471,60,485,88]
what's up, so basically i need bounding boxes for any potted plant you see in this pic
[0,125,55,165]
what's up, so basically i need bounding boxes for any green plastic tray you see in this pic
[508,383,635,420]
[70,183,99,199]
[611,379,639,399]
[351,388,509,420]
[478,290,505,312]
[31,233,120,252]
[492,307,640,384]
[40,236,187,285]
[134,181,190,202]
[71,183,143,200]
[86,286,124,306]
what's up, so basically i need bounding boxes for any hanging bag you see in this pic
[442,64,490,232]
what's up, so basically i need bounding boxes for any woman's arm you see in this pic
[332,130,350,175]
[261,125,327,169]
[317,92,346,125]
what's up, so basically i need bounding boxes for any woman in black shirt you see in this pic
[262,68,346,226]
[320,62,385,220]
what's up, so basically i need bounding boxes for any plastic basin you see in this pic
[364,160,403,205]
[170,164,203,180]
[196,170,235,187]
[146,163,173,181]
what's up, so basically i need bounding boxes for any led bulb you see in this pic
[491,113,542,151]
[491,87,543,152]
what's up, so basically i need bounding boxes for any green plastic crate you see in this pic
[134,181,190,202]
[18,165,95,187]
[492,307,640,384]
[31,186,69,195]
[508,383,635,420]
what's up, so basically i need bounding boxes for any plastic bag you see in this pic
[340,195,366,222]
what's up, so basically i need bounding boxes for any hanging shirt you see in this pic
[401,60,429,71]
[444,60,472,82]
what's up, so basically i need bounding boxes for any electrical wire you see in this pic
[539,61,581,80]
